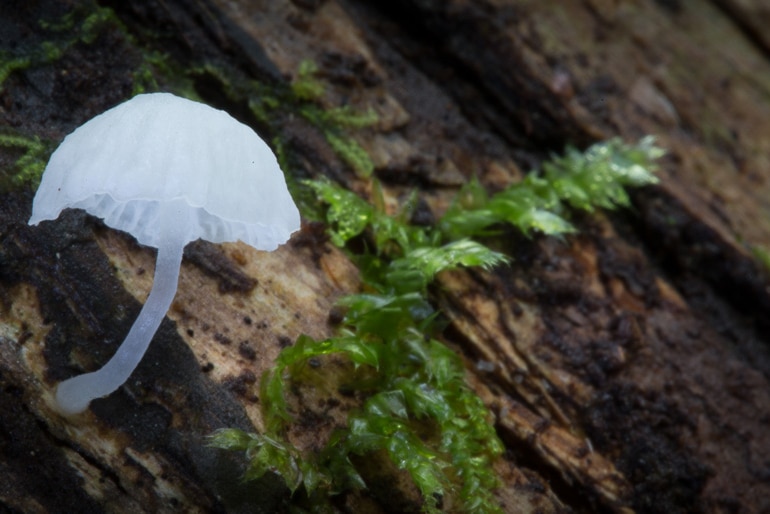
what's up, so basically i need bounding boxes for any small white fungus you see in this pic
[30,93,300,415]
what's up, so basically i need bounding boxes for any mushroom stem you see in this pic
[55,240,185,415]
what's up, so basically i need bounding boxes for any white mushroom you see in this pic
[29,93,300,415]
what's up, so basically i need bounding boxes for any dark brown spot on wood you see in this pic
[184,240,257,294]
[238,341,256,361]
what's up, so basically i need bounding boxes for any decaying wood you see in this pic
[1,0,769,512]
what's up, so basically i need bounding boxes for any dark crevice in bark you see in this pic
[345,0,589,152]
[632,188,770,342]
[709,0,770,59]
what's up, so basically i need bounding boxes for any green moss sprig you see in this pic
[0,132,53,190]
[440,136,661,240]
[0,5,118,92]
[293,60,378,177]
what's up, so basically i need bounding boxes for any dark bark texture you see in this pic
[1,1,769,513]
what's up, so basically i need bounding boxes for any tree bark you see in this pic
[1,0,769,512]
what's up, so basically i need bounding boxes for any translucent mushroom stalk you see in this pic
[56,216,187,415]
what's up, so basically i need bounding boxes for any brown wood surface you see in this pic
[1,1,769,512]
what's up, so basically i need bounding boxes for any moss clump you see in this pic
[211,138,663,513]
[0,132,53,190]
[440,136,662,239]
[0,5,120,93]
[751,244,770,275]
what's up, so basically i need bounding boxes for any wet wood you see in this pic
[1,0,769,512]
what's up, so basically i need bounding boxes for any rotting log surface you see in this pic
[1,1,769,513]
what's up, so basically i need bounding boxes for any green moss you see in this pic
[324,132,375,178]
[295,91,378,178]
[211,138,664,513]
[291,59,325,101]
[286,61,379,177]
[0,54,32,88]
[0,5,122,92]
[131,50,179,97]
[751,244,770,274]
[0,1,199,105]
[440,136,661,239]
[0,132,53,190]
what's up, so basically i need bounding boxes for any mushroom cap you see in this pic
[29,93,300,250]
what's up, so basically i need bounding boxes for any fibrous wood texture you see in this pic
[1,1,769,513]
